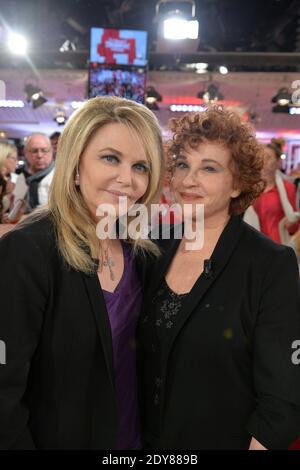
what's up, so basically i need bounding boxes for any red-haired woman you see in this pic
[138,107,300,450]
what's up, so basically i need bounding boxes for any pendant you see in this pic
[103,254,115,281]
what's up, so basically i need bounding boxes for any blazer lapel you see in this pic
[162,216,244,358]
[82,272,115,391]
[144,225,183,307]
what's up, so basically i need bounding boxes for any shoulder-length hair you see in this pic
[167,105,265,215]
[23,96,164,273]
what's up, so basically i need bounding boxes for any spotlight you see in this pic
[24,84,47,109]
[219,65,228,75]
[54,110,67,125]
[197,83,224,103]
[196,63,208,73]
[0,100,24,108]
[271,87,291,107]
[7,32,28,55]
[156,0,199,40]
[163,18,198,40]
[146,86,162,110]
[59,39,77,52]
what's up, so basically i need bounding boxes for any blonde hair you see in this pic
[0,141,17,171]
[28,96,164,273]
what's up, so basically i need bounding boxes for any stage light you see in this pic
[24,84,47,109]
[163,17,198,39]
[157,0,199,40]
[54,110,67,125]
[197,83,224,103]
[7,32,28,55]
[146,86,162,110]
[0,100,24,108]
[271,87,291,107]
[219,65,228,75]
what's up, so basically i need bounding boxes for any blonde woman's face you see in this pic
[79,122,150,219]
[5,150,18,173]
[171,141,241,222]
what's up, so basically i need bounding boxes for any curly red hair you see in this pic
[167,105,265,215]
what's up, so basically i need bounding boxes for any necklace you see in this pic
[98,245,115,281]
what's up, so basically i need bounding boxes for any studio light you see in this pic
[170,104,206,112]
[54,110,67,125]
[24,84,47,109]
[59,39,77,52]
[146,86,162,110]
[271,87,291,107]
[156,0,199,40]
[0,100,24,108]
[219,65,228,75]
[7,32,28,55]
[197,83,224,103]
[163,17,198,40]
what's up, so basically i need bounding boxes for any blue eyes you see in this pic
[133,163,149,173]
[203,166,217,173]
[175,161,217,173]
[103,154,118,163]
[101,155,149,173]
[175,162,188,169]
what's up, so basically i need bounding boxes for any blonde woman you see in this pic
[0,141,18,219]
[0,96,163,449]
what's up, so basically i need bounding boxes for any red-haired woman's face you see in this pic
[171,141,241,222]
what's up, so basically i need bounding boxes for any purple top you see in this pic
[102,242,142,450]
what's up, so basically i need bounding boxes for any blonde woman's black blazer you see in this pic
[0,215,144,449]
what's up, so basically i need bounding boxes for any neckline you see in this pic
[163,277,190,297]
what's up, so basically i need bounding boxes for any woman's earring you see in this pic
[75,171,80,186]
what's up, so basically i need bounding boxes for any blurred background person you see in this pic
[8,133,54,222]
[0,141,18,221]
[244,138,300,245]
[49,131,61,160]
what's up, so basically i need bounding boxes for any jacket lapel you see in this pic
[163,216,244,353]
[82,272,115,392]
[144,225,183,307]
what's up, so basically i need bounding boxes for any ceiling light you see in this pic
[24,84,48,109]
[197,83,224,103]
[146,86,162,110]
[54,110,67,125]
[219,65,228,75]
[271,87,291,107]
[7,32,28,55]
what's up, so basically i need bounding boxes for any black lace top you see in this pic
[154,278,189,341]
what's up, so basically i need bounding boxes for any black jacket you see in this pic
[0,215,144,449]
[137,216,300,450]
